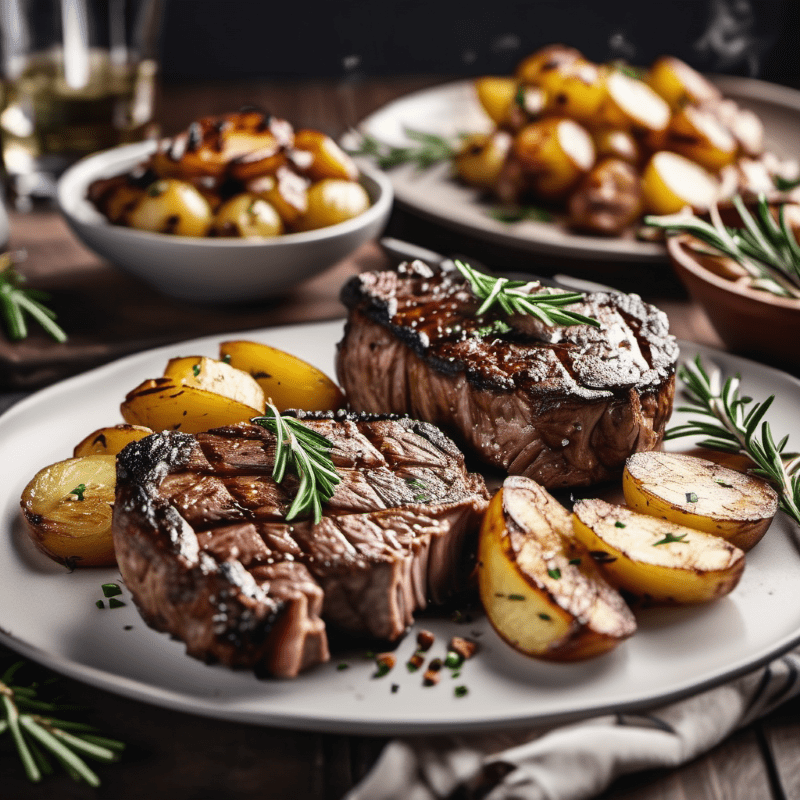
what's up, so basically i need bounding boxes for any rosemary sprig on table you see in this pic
[644,194,800,299]
[253,404,340,524]
[0,659,124,786]
[0,251,67,342]
[347,128,457,170]
[665,356,800,525]
[454,260,600,328]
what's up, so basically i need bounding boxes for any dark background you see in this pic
[156,0,799,86]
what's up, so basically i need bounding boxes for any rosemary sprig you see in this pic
[774,174,800,192]
[253,404,341,523]
[0,659,124,785]
[454,260,600,328]
[0,251,67,342]
[644,194,800,298]
[665,355,800,525]
[347,128,457,170]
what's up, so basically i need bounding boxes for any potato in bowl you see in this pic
[56,126,393,303]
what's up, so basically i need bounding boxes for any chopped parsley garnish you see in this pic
[547,568,561,580]
[653,532,688,546]
[69,484,86,501]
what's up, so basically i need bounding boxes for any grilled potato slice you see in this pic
[477,476,636,661]
[666,105,738,172]
[572,498,745,605]
[120,377,263,433]
[623,451,778,552]
[163,355,266,412]
[73,424,154,457]
[218,340,344,412]
[20,455,117,567]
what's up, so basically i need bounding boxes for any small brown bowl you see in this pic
[667,232,800,371]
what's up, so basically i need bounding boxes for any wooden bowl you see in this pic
[667,232,800,371]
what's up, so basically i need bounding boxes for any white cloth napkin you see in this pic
[345,648,800,800]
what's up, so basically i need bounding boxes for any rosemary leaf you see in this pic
[347,129,457,171]
[644,194,800,299]
[666,355,800,525]
[454,260,600,330]
[253,404,341,523]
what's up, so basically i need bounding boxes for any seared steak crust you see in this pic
[337,261,678,488]
[113,413,489,678]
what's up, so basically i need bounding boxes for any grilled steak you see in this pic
[337,260,678,488]
[112,412,489,678]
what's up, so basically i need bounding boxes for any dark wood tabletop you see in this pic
[0,76,798,800]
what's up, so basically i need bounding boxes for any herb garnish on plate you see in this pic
[454,259,600,328]
[253,404,341,524]
[666,355,800,526]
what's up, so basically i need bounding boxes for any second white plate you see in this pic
[358,75,800,264]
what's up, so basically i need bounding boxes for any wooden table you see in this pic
[0,77,798,800]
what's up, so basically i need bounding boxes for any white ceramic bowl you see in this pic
[56,141,393,303]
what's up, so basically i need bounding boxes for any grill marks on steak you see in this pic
[337,261,678,488]
[113,414,489,678]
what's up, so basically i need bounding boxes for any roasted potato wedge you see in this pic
[474,76,519,127]
[163,355,266,411]
[20,455,117,567]
[515,44,583,85]
[601,70,671,136]
[291,129,359,182]
[513,117,595,199]
[641,150,720,214]
[539,58,607,123]
[666,105,738,172]
[294,178,371,231]
[73,424,154,457]
[623,451,778,552]
[477,477,636,661]
[218,340,344,412]
[127,179,213,237]
[211,193,284,238]
[120,377,263,433]
[454,131,512,190]
[646,55,722,110]
[572,498,745,605]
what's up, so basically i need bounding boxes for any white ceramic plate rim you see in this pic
[357,74,800,263]
[2,320,800,735]
[56,141,394,247]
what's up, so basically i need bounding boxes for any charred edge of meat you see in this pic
[117,430,197,486]
[288,409,465,461]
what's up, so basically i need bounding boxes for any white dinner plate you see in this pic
[1,320,800,735]
[357,75,800,264]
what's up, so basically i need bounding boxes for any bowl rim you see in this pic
[666,233,800,312]
[56,140,394,248]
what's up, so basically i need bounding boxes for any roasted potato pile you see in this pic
[21,340,344,568]
[462,44,799,235]
[88,110,371,238]
[478,450,780,661]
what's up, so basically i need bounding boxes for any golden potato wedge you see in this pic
[127,179,213,237]
[601,70,671,136]
[572,498,745,605]
[646,55,722,110]
[211,193,284,238]
[515,44,583,85]
[291,129,359,182]
[591,127,641,164]
[474,76,520,126]
[73,424,154,457]
[293,178,371,231]
[667,105,738,172]
[454,131,512,190]
[247,167,309,228]
[477,477,636,661]
[513,117,595,198]
[622,451,778,552]
[539,58,607,123]
[20,455,117,567]
[641,150,720,214]
[218,340,344,412]
[120,377,263,433]
[163,355,266,411]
